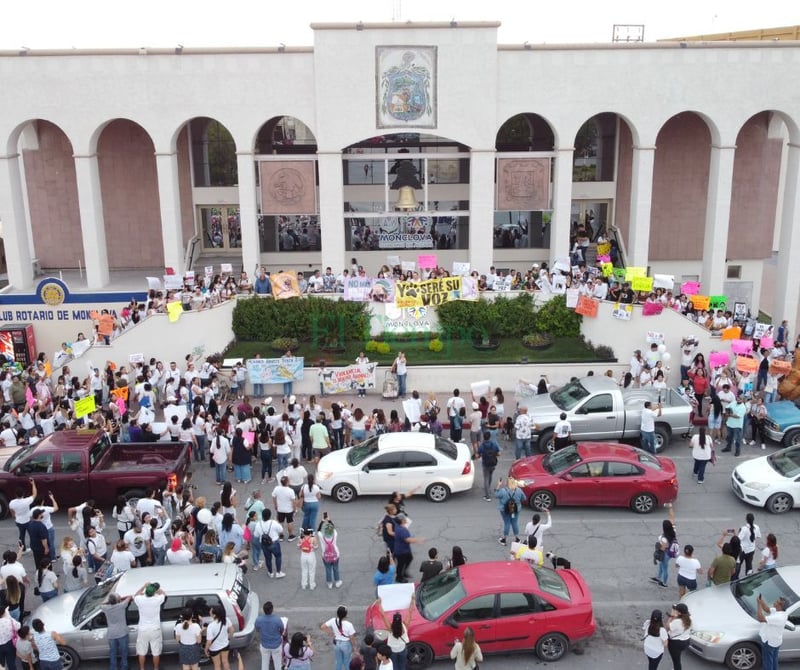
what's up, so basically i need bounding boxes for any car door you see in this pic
[159,595,188,655]
[73,609,110,660]
[49,450,87,504]
[359,452,404,494]
[604,460,646,506]
[561,462,605,505]
[400,450,439,494]
[443,593,498,652]
[572,394,618,440]
[496,592,555,650]
[14,451,56,494]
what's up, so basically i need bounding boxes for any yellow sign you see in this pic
[166,301,183,323]
[631,276,653,292]
[691,295,711,311]
[600,262,613,277]
[395,277,462,308]
[74,395,97,419]
[625,266,647,281]
[596,242,611,257]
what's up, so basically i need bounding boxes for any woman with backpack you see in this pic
[494,477,526,547]
[297,527,318,590]
[319,518,342,589]
[651,506,677,588]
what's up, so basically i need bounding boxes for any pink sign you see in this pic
[709,352,730,368]
[681,281,700,296]
[596,254,611,264]
[417,254,438,269]
[730,339,753,355]
[759,336,774,349]
[642,302,663,316]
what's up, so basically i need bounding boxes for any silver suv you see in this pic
[30,564,259,670]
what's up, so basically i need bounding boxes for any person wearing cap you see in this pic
[666,603,691,670]
[721,394,746,456]
[757,593,790,670]
[468,401,483,456]
[101,591,133,670]
[134,581,166,670]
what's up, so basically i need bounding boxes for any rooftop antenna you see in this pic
[612,24,645,43]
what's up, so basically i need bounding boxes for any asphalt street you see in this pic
[4,434,800,670]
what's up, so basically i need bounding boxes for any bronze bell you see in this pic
[395,186,419,211]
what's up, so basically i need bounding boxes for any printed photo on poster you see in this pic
[612,303,632,320]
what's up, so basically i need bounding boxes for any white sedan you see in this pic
[316,433,475,503]
[732,445,800,514]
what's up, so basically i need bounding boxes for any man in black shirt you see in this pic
[28,508,50,570]
[618,282,635,304]
[419,547,444,582]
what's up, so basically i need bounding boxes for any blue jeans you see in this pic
[260,451,273,480]
[501,512,520,538]
[48,525,56,561]
[726,426,743,454]
[658,553,670,585]
[152,546,166,566]
[277,453,290,472]
[264,541,282,573]
[234,463,252,482]
[324,559,341,584]
[515,438,531,459]
[335,640,352,670]
[250,536,263,568]
[109,634,129,670]
[194,435,207,462]
[41,589,59,601]
[302,502,319,533]
[641,431,656,454]
[693,458,708,482]
[331,427,344,450]
[283,381,293,397]
[397,373,407,397]
[253,383,264,397]
[392,649,408,670]
[215,462,227,483]
[762,642,779,670]
[0,641,15,670]
[16,521,29,551]
[482,466,496,498]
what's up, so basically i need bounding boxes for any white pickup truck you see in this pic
[520,376,693,453]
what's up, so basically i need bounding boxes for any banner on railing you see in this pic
[246,357,305,384]
[320,363,378,395]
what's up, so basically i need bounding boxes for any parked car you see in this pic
[509,442,679,514]
[763,399,800,448]
[0,430,191,518]
[30,564,259,670]
[519,376,692,453]
[365,560,595,668]
[731,444,800,513]
[316,433,474,503]
[686,565,800,670]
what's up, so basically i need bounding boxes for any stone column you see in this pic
[468,149,495,269]
[155,151,185,274]
[73,153,110,288]
[773,142,800,331]
[236,151,260,274]
[550,147,574,264]
[700,145,736,296]
[0,153,34,289]
[317,151,345,273]
[627,145,656,269]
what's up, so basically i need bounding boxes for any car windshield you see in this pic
[731,568,798,619]
[768,447,800,478]
[347,437,380,466]
[416,568,467,621]
[532,565,571,601]
[543,445,582,474]
[550,381,590,411]
[73,573,123,625]
[638,450,664,471]
[5,445,34,471]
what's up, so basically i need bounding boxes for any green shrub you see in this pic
[376,342,392,354]
[270,337,299,352]
[534,294,582,337]
[365,340,379,352]
[428,338,444,352]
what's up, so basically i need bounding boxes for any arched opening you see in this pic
[342,132,470,252]
[493,114,556,251]
[96,119,162,268]
[16,120,82,270]
[255,116,319,254]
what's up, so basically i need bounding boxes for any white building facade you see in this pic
[0,21,798,329]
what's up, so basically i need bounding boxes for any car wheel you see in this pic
[631,492,657,514]
[538,429,555,454]
[406,641,434,669]
[783,429,800,448]
[425,482,450,503]
[529,490,555,511]
[766,492,794,514]
[332,483,356,503]
[654,425,670,453]
[57,646,80,670]
[0,493,8,520]
[535,632,569,662]
[725,641,760,670]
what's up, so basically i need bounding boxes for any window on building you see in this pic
[190,118,238,187]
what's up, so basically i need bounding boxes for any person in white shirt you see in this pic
[674,544,702,597]
[630,350,644,386]
[524,510,552,551]
[666,603,692,670]
[9,479,37,552]
[553,413,572,451]
[640,401,662,454]
[109,539,136,573]
[513,407,533,458]
[645,343,661,369]
[757,594,790,669]
[134,581,167,669]
[0,421,17,447]
[592,278,609,301]
[446,389,466,420]
[272,476,298,542]
[639,367,653,388]
[165,538,194,565]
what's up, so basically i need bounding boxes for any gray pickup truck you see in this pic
[520,376,693,453]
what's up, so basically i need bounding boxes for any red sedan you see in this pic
[510,442,678,514]
[365,561,595,668]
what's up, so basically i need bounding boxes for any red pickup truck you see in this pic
[0,430,190,518]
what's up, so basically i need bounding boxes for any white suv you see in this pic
[317,433,475,503]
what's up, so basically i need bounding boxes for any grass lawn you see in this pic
[226,336,611,366]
